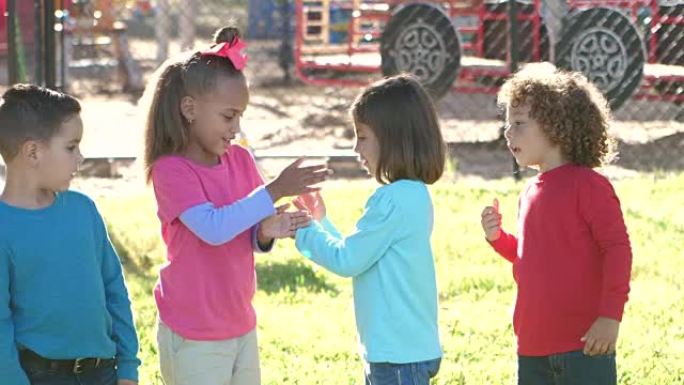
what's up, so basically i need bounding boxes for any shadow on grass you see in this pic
[108,224,339,297]
[257,260,339,296]
[108,225,156,280]
[615,133,684,171]
[447,132,684,180]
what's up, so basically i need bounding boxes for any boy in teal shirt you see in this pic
[0,84,140,385]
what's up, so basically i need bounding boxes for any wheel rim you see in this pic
[571,27,628,94]
[381,2,461,99]
[555,7,645,110]
[388,18,450,84]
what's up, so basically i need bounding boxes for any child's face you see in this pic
[353,120,380,176]
[185,76,249,164]
[37,114,84,191]
[504,103,560,171]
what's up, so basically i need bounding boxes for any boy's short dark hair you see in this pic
[351,74,445,184]
[498,63,615,168]
[0,84,81,162]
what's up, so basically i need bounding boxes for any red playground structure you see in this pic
[294,0,684,110]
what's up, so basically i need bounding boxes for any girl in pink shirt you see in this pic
[143,27,328,385]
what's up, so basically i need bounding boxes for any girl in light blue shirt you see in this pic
[294,74,446,385]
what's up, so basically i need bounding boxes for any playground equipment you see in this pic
[67,0,143,91]
[294,0,684,110]
[0,0,32,56]
[0,0,41,83]
[1,0,142,90]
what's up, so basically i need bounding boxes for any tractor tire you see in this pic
[555,7,645,110]
[380,2,461,100]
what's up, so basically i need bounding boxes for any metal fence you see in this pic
[2,0,683,178]
[2,0,252,91]
[288,0,684,176]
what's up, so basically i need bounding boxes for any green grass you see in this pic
[96,172,684,385]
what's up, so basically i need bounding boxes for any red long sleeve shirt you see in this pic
[490,164,632,356]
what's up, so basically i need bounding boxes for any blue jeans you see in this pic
[21,360,117,385]
[518,350,616,385]
[365,358,441,385]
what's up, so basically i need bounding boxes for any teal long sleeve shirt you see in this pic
[295,180,442,363]
[0,191,140,384]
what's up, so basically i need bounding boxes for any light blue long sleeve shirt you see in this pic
[295,179,442,363]
[0,191,140,384]
[178,186,275,251]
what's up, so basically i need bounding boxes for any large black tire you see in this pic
[555,7,646,110]
[380,3,461,100]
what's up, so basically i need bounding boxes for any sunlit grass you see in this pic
[96,172,684,385]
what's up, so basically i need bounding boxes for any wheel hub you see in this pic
[571,27,627,93]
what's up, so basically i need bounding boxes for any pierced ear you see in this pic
[180,96,196,124]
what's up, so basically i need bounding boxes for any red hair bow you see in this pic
[200,38,248,70]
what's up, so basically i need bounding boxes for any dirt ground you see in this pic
[0,81,682,189]
[65,80,683,181]
[1,40,683,188]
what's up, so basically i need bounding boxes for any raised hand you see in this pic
[481,198,502,242]
[266,158,330,202]
[293,192,326,221]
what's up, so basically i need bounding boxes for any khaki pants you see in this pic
[157,320,261,385]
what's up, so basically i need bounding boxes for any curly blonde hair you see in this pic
[498,62,616,168]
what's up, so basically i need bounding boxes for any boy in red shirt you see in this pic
[481,63,632,385]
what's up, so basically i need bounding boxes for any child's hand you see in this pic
[581,316,620,356]
[481,198,502,242]
[118,380,137,385]
[259,206,312,239]
[266,158,330,202]
[293,192,326,221]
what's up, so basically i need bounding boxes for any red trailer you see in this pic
[294,0,684,109]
